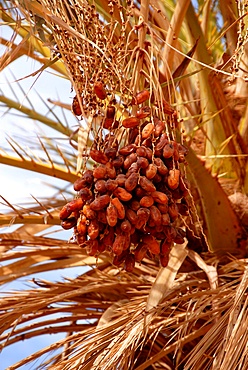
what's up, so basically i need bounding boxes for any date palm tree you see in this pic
[1,0,248,368]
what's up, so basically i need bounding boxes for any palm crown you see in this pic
[0,0,248,368]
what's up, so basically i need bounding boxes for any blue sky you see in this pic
[0,23,87,369]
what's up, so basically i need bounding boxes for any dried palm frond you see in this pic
[1,245,248,369]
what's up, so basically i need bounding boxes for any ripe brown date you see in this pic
[104,148,117,160]
[97,209,108,224]
[130,200,140,211]
[174,229,185,244]
[136,106,151,119]
[119,144,136,156]
[125,172,139,192]
[116,174,127,187]
[90,149,108,164]
[72,95,82,116]
[154,158,168,175]
[60,205,72,220]
[144,147,153,161]
[106,104,115,119]
[93,165,107,179]
[162,99,175,115]
[61,217,77,230]
[123,153,137,169]
[106,203,118,227]
[98,240,106,253]
[90,194,110,211]
[113,234,126,255]
[82,170,94,184]
[82,204,96,220]
[160,254,169,267]
[163,225,177,242]
[139,176,156,192]
[130,230,141,244]
[142,122,154,139]
[160,240,172,255]
[126,162,139,177]
[143,235,160,254]
[161,213,170,225]
[77,215,87,235]
[140,195,154,207]
[134,242,148,262]
[102,227,115,246]
[153,173,162,183]
[149,205,162,225]
[137,157,149,169]
[154,119,165,137]
[145,163,157,179]
[88,219,100,239]
[178,144,188,162]
[103,118,114,129]
[168,203,179,221]
[136,207,150,229]
[155,133,168,151]
[132,90,149,105]
[112,155,124,168]
[126,208,138,225]
[167,169,180,190]
[141,137,152,148]
[177,203,189,216]
[79,188,92,201]
[136,146,147,157]
[113,187,132,201]
[111,198,125,219]
[120,219,132,233]
[76,234,87,246]
[94,81,107,100]
[105,162,116,179]
[104,135,118,150]
[163,143,174,159]
[135,186,148,199]
[122,117,140,128]
[124,253,135,272]
[106,179,118,192]
[95,179,107,194]
[123,233,131,251]
[151,191,168,204]
[73,177,88,191]
[113,249,129,267]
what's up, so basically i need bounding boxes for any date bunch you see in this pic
[60,126,189,271]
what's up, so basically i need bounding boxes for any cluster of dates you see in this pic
[60,116,189,271]
[72,83,177,132]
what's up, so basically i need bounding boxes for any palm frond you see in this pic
[1,250,247,369]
